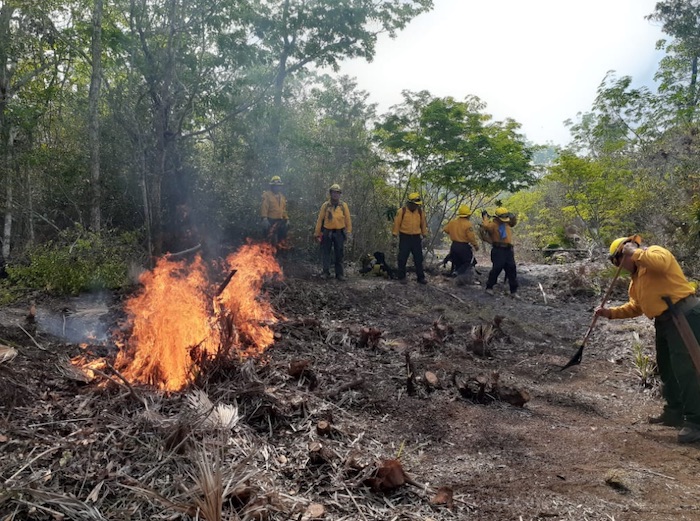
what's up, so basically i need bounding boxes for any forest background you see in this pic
[1,0,700,296]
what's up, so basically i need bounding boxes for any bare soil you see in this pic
[1,251,699,521]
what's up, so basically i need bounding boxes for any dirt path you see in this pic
[276,256,700,520]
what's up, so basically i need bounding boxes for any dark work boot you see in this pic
[678,423,700,444]
[648,409,683,427]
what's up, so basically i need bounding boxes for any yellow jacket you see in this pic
[314,201,352,235]
[261,191,288,220]
[609,246,695,320]
[393,207,427,236]
[443,218,479,249]
[482,216,514,245]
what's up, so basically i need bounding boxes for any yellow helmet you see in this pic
[269,175,283,185]
[457,204,471,217]
[609,234,642,262]
[407,192,423,205]
[329,183,342,193]
[495,207,510,222]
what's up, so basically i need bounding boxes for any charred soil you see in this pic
[0,252,699,521]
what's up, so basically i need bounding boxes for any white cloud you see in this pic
[338,0,665,146]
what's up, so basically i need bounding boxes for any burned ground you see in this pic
[0,253,699,521]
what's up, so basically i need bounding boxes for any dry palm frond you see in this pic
[14,488,107,520]
[186,389,241,429]
[0,345,17,365]
[56,354,93,383]
[184,445,261,521]
[192,449,224,521]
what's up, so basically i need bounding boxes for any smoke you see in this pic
[36,294,113,345]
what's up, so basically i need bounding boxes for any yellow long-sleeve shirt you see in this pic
[482,217,515,245]
[392,207,427,236]
[314,201,352,235]
[609,245,695,320]
[261,191,288,220]
[443,218,479,249]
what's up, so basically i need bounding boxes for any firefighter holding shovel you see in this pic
[595,235,700,444]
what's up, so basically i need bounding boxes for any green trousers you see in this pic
[655,304,700,426]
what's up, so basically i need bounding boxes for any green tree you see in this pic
[546,152,634,244]
[245,0,433,178]
[374,91,534,245]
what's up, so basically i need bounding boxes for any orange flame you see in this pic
[111,242,282,391]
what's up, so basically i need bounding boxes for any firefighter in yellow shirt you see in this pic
[595,235,700,444]
[482,207,518,298]
[260,176,289,246]
[314,184,352,280]
[443,204,479,286]
[392,193,428,284]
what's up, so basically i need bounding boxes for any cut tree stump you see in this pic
[316,420,332,436]
[424,371,440,390]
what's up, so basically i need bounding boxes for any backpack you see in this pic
[321,201,350,227]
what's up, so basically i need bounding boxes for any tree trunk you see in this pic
[3,136,12,260]
[88,0,103,232]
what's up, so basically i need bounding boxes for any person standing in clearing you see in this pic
[392,192,428,285]
[482,207,519,298]
[260,176,289,247]
[595,235,700,444]
[314,184,352,281]
[443,204,479,286]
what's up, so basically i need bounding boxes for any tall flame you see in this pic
[114,242,282,391]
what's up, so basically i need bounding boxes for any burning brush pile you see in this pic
[75,241,283,391]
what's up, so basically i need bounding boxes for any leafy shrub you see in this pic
[7,226,145,295]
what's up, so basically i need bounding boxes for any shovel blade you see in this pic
[560,345,584,371]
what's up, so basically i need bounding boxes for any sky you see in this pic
[337,0,667,147]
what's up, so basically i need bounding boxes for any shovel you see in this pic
[561,263,623,370]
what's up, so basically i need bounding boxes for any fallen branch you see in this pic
[165,243,202,259]
[322,378,365,399]
[18,325,47,351]
[215,269,238,297]
[431,285,465,303]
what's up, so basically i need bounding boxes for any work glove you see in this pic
[315,234,322,243]
[346,232,353,241]
[261,217,270,229]
[391,236,398,249]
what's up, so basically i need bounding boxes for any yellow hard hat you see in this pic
[458,204,471,217]
[495,207,510,222]
[329,183,342,193]
[407,192,423,205]
[269,175,283,185]
[609,234,642,262]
